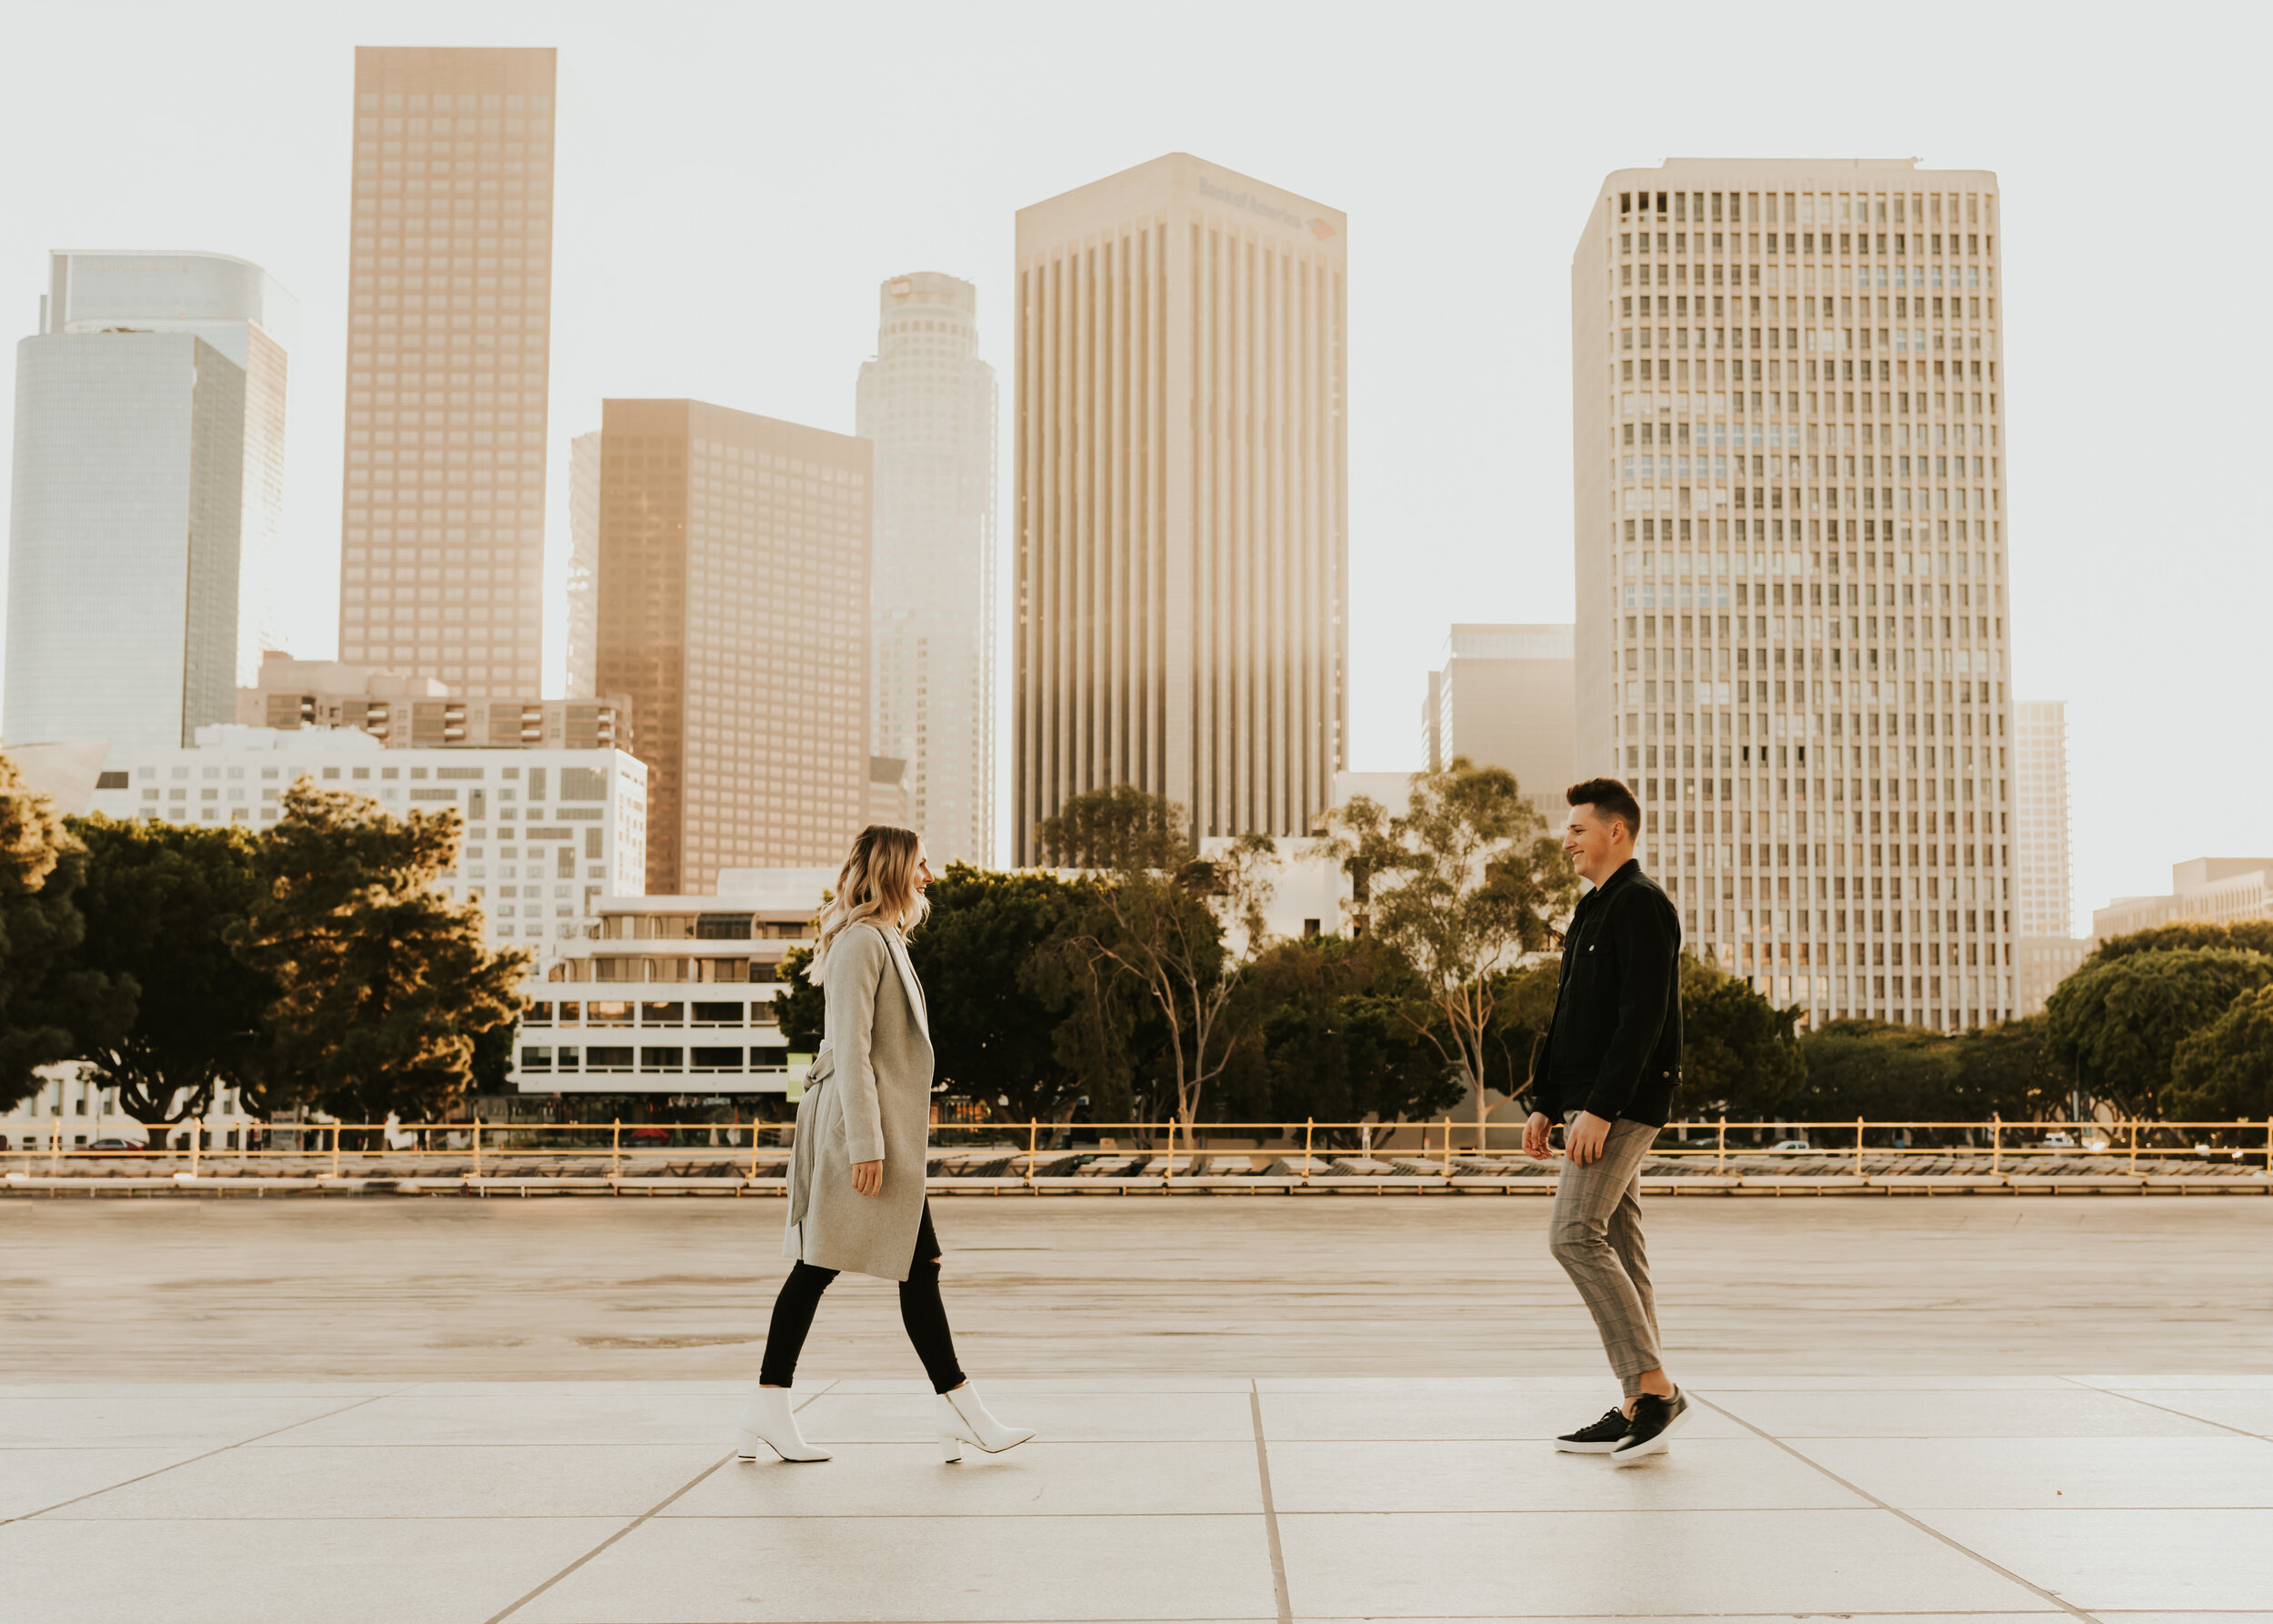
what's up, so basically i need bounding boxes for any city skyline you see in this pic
[0,10,2251,924]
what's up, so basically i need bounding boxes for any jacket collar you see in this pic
[878,923,930,1038]
[1584,857,1643,900]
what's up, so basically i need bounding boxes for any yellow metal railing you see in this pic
[5,1116,2271,1181]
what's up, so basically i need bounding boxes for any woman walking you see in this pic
[735,825,1035,1465]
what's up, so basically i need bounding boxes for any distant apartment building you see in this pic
[594,398,871,893]
[1013,154,1349,862]
[856,272,997,866]
[566,429,600,696]
[239,653,629,752]
[1422,625,1577,819]
[868,755,910,830]
[6,251,296,748]
[509,869,827,1099]
[335,45,557,699]
[2094,859,2273,943]
[1575,160,2014,1032]
[86,725,646,948]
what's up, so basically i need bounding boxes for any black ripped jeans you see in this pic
[760,1199,966,1394]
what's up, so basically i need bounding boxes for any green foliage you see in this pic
[1948,1014,2071,1120]
[2087,920,2273,964]
[1680,954,1807,1117]
[909,863,1087,1119]
[234,780,529,1122]
[2043,947,2273,1120]
[1797,1019,1958,1118]
[1036,787,1274,1124]
[0,754,108,1109]
[2169,983,2273,1120]
[1311,759,1577,1123]
[1218,933,1460,1136]
[1482,957,1563,1102]
[56,817,274,1142]
[774,944,824,1054]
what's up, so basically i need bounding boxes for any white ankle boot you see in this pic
[734,1387,829,1462]
[935,1382,1036,1462]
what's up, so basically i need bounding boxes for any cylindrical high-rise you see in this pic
[1572,159,2014,1032]
[1012,153,1348,863]
[856,272,996,865]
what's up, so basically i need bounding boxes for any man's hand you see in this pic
[850,1159,883,1197]
[1565,1110,1612,1168]
[1523,1112,1555,1161]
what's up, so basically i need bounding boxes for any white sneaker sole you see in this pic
[1609,1403,1692,1466]
[1555,1438,1626,1454]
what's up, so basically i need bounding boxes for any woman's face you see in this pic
[913,840,935,896]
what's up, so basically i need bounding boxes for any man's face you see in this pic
[1562,804,1629,886]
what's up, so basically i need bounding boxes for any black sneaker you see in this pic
[1609,1388,1690,1466]
[1554,1406,1631,1454]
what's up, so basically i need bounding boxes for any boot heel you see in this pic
[939,1434,965,1463]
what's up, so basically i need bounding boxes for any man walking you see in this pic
[1525,777,1688,1465]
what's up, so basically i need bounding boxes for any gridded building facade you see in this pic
[335,46,557,698]
[1573,159,2014,1032]
[595,399,871,895]
[566,429,600,697]
[2013,699,2072,940]
[1423,625,1577,821]
[1012,154,1348,862]
[856,273,998,865]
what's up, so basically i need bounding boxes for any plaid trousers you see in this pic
[1547,1115,1665,1390]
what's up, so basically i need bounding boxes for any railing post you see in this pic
[331,1124,342,1178]
[190,1116,204,1178]
[745,1117,759,1182]
[1162,1118,1175,1189]
[1854,1117,1865,1178]
[2128,1118,2138,1175]
[1441,1115,1451,1178]
[1026,1118,1037,1190]
[1717,1116,1726,1175]
[473,1118,483,1180]
[2265,1117,2271,1177]
[49,1112,61,1174]
[612,1118,621,1181]
[1989,1113,2000,1177]
[1302,1118,1314,1186]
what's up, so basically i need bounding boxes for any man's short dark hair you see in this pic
[1567,777,1643,838]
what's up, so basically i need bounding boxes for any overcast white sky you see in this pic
[1,0,2260,929]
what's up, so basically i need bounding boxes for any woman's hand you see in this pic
[850,1160,883,1197]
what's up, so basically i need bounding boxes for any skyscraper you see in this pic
[1573,160,2014,1032]
[855,272,996,863]
[2014,699,2070,939]
[1422,625,1577,819]
[1012,154,1348,864]
[335,45,556,700]
[566,429,600,697]
[7,250,294,748]
[595,399,871,894]
[43,250,296,684]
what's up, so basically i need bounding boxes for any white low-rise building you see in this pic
[2093,858,2273,945]
[85,725,647,947]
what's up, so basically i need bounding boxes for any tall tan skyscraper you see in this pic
[856,272,996,864]
[595,399,871,895]
[566,429,599,697]
[2014,699,2070,939]
[1573,159,2014,1032]
[336,46,556,700]
[1012,154,1348,864]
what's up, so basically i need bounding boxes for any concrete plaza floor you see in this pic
[4,1198,2269,1619]
[5,1373,2273,1621]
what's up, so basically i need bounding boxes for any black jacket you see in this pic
[1530,858,1683,1128]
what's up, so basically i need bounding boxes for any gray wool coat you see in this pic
[781,921,935,1281]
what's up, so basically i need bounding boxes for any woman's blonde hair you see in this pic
[809,825,928,977]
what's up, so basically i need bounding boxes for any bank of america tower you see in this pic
[1571,158,2014,1032]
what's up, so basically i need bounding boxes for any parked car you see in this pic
[1768,1138,1813,1153]
[2041,1131,2076,1148]
[84,1138,145,1155]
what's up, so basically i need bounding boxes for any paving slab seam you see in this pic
[1249,1378,1297,1624]
[1689,1390,2106,1623]
[2058,1376,2273,1441]
[0,1386,412,1525]
[479,1380,831,1624]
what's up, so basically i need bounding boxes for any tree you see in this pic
[235,781,528,1123]
[2042,947,2273,1121]
[774,944,823,1054]
[908,864,1087,1120]
[1036,786,1275,1127]
[57,817,275,1147]
[1949,1014,2071,1122]
[1482,957,1564,1105]
[1680,954,1807,1118]
[2169,984,2273,1122]
[0,753,116,1111]
[1218,933,1460,1137]
[2088,920,2273,964]
[1311,759,1577,1138]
